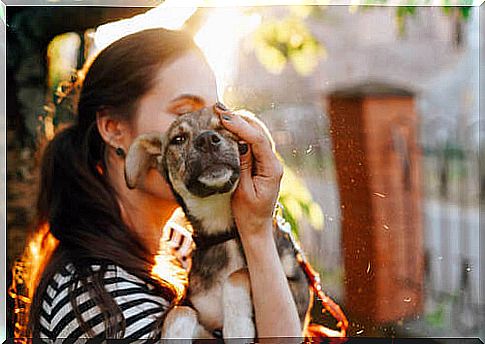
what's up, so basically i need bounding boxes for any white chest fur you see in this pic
[185,193,234,235]
[170,175,234,235]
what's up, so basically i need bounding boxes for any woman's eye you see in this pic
[168,97,205,115]
[170,135,187,145]
[174,105,195,115]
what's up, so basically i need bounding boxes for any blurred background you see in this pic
[4,1,484,341]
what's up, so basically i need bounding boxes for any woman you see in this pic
[27,28,301,341]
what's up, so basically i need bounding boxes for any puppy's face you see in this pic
[163,107,240,198]
[125,106,241,199]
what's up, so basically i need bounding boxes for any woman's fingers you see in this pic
[219,112,278,179]
[215,107,284,234]
[235,142,255,198]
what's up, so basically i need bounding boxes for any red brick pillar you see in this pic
[326,83,424,325]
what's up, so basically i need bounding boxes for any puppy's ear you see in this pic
[125,132,163,189]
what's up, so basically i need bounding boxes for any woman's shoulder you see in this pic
[39,260,170,340]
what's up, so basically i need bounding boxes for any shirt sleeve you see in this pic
[41,264,170,342]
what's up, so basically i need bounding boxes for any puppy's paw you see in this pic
[161,306,198,340]
[223,269,256,339]
[162,306,214,341]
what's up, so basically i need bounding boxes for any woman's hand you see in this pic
[217,108,302,340]
[218,110,283,238]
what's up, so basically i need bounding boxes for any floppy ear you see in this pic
[124,132,163,189]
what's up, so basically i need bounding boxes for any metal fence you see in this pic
[419,147,481,336]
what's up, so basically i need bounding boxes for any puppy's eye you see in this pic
[170,135,187,145]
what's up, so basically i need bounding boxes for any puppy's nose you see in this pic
[194,131,222,153]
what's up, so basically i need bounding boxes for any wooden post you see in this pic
[326,83,424,325]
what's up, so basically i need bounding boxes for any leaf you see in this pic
[459,7,472,19]
[425,303,445,328]
[279,162,325,232]
[309,203,325,229]
[406,6,416,15]
[252,15,325,76]
[254,45,287,74]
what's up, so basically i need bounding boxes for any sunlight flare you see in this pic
[93,0,197,53]
[194,8,261,100]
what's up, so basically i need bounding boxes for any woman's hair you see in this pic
[27,28,198,338]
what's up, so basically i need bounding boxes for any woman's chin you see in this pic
[137,171,178,204]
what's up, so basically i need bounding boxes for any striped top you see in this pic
[37,262,171,342]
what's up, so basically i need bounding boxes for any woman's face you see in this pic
[127,51,218,201]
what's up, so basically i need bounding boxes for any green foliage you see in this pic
[424,294,456,328]
[349,0,473,36]
[249,2,473,76]
[425,304,445,327]
[364,0,388,5]
[253,13,325,76]
[443,142,465,160]
[279,161,325,238]
[459,7,472,18]
[232,2,474,76]
[442,0,473,17]
[396,6,416,36]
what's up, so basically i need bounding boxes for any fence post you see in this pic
[326,82,424,326]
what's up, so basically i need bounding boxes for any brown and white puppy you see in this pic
[124,106,311,340]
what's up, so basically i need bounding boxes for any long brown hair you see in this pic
[25,28,198,339]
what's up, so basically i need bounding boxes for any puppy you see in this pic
[124,105,311,340]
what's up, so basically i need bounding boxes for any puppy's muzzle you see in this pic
[194,131,223,154]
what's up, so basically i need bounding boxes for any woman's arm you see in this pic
[218,111,302,339]
[240,225,302,339]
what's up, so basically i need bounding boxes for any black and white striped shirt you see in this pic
[38,262,171,342]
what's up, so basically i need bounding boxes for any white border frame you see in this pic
[1,1,483,343]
